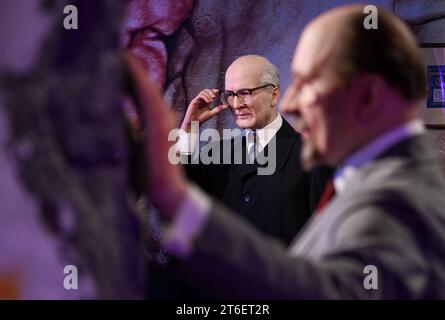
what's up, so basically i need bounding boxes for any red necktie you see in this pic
[315,179,335,214]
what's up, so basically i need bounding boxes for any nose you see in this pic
[280,86,300,115]
[231,95,244,109]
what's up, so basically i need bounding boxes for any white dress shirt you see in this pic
[245,113,282,162]
[177,113,283,157]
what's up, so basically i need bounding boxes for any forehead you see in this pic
[291,21,336,80]
[225,62,262,89]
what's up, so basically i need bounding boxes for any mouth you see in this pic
[235,113,251,119]
[293,116,311,138]
[300,129,311,140]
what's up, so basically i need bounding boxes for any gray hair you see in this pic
[260,60,280,89]
[228,54,281,89]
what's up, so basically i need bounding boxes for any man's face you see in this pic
[281,23,351,170]
[224,63,278,129]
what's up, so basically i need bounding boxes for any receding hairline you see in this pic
[299,4,426,101]
[226,55,280,88]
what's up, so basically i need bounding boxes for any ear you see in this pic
[352,74,383,123]
[271,87,281,106]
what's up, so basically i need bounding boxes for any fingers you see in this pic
[209,104,228,116]
[195,88,219,104]
[184,88,221,128]
[198,104,228,123]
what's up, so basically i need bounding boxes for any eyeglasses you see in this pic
[284,69,350,109]
[220,84,276,107]
[281,78,323,111]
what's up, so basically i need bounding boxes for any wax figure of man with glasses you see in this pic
[147,55,331,299]
[178,55,332,247]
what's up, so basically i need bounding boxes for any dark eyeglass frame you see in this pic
[220,83,277,106]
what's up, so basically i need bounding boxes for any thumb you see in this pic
[200,104,228,123]
[211,104,228,115]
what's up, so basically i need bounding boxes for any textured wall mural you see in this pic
[123,0,445,165]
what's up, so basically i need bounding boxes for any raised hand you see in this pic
[180,89,228,132]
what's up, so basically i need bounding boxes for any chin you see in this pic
[236,119,255,129]
[301,140,326,171]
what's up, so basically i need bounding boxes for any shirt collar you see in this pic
[245,113,283,152]
[334,119,425,194]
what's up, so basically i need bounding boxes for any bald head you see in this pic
[227,55,280,89]
[296,4,426,102]
[283,5,427,169]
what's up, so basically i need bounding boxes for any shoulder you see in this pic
[279,116,300,139]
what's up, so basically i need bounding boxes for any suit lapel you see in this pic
[274,119,298,171]
[232,136,258,178]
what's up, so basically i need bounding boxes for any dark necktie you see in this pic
[315,179,335,214]
[247,130,256,163]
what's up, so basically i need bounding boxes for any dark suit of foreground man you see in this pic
[128,4,445,298]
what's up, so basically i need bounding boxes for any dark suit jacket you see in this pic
[186,117,330,245]
[181,134,445,299]
[148,118,331,299]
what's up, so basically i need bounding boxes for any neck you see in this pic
[337,116,421,167]
[334,98,419,165]
[257,111,278,130]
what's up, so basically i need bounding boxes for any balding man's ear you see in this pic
[272,87,280,106]
[354,74,382,122]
